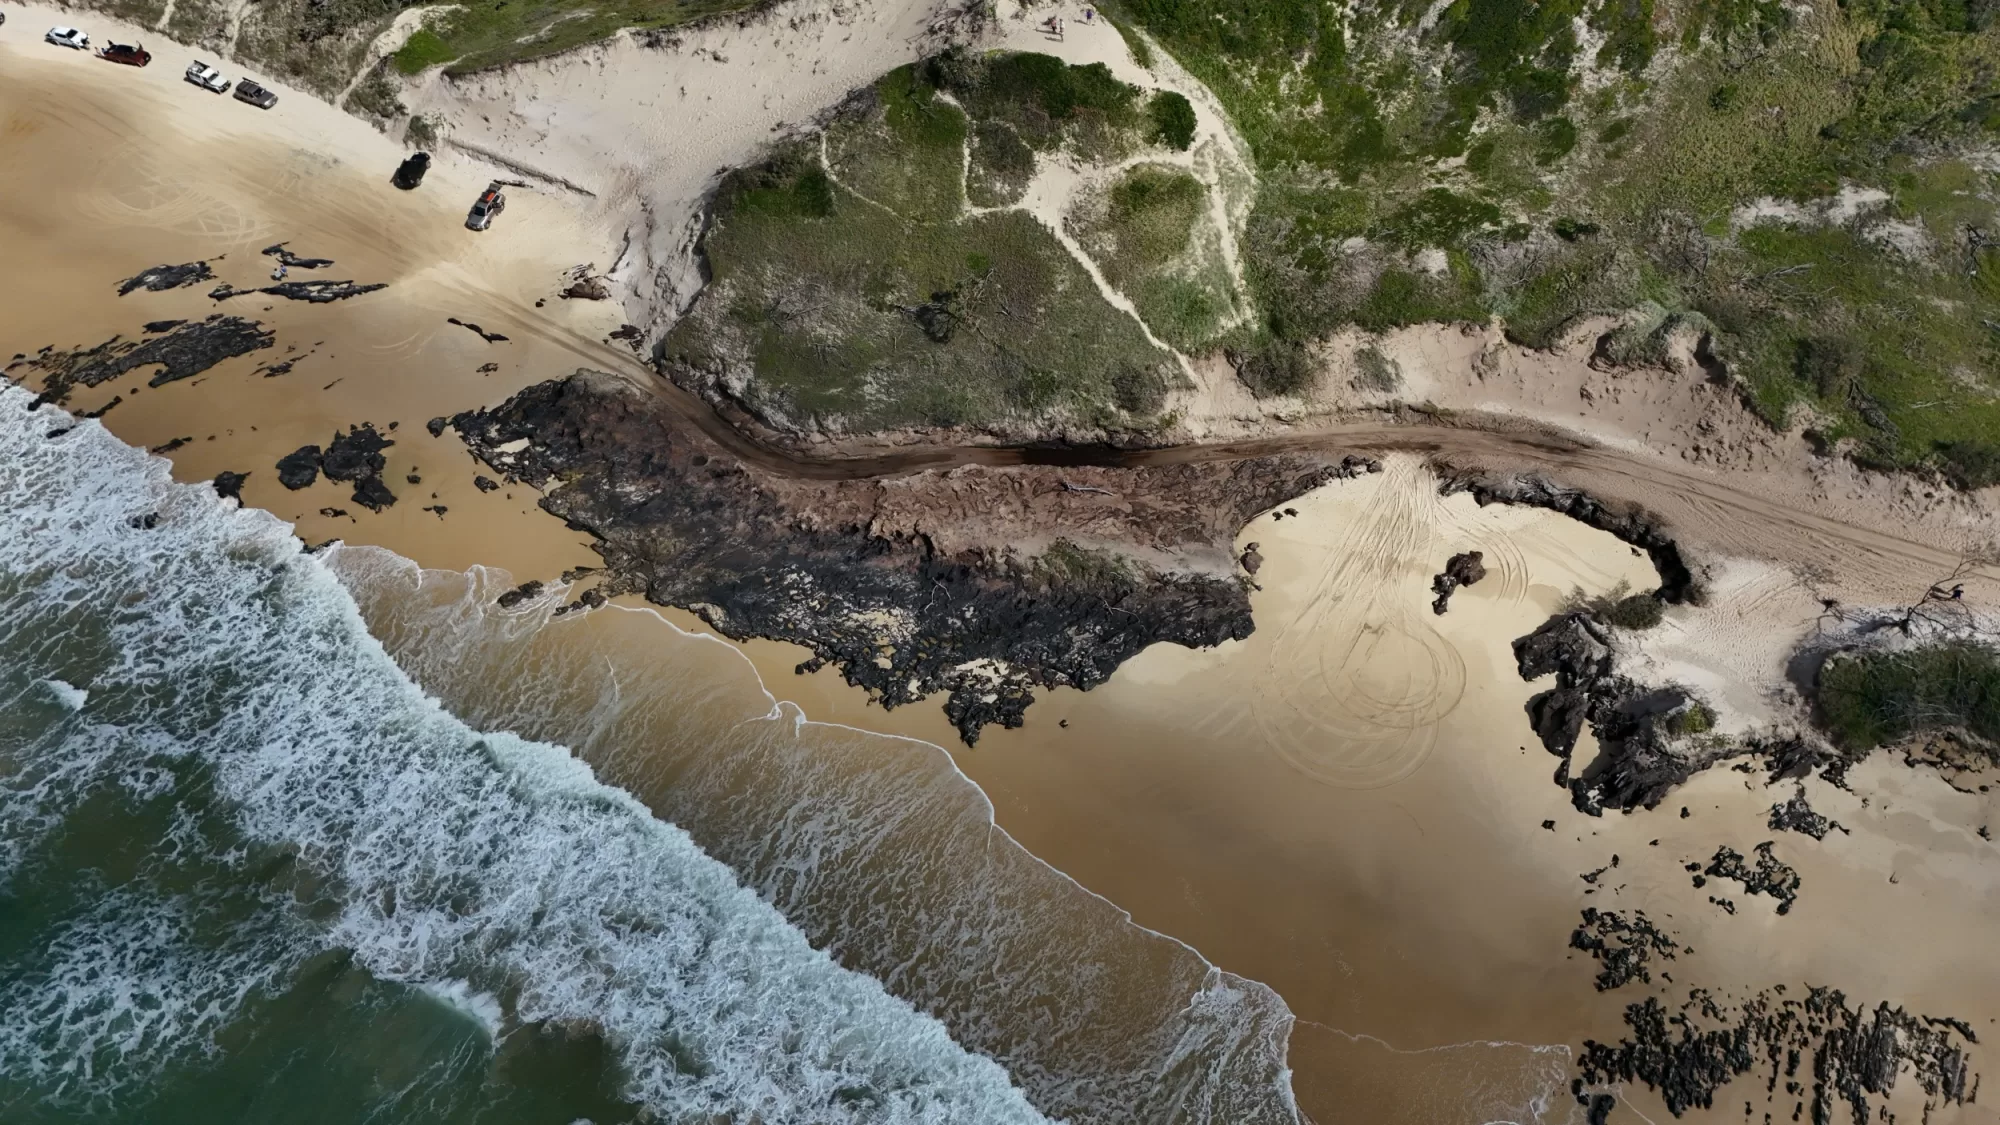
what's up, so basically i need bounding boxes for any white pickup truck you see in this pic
[184,60,230,93]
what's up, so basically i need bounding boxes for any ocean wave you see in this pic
[0,386,1048,1123]
[327,551,1307,1125]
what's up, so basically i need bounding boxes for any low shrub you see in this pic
[1817,641,2000,750]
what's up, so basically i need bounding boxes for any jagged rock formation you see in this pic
[117,260,215,296]
[447,369,1369,742]
[1576,987,1976,1123]
[1430,550,1487,614]
[1438,470,1698,603]
[1570,908,1679,992]
[1769,789,1847,840]
[12,316,275,404]
[1701,842,1802,916]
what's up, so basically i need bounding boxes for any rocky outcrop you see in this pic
[1438,470,1698,603]
[13,316,275,405]
[1512,612,1734,814]
[1430,550,1487,614]
[1769,788,1847,840]
[212,470,249,502]
[1701,842,1802,915]
[447,370,1364,743]
[277,445,322,490]
[317,424,397,512]
[209,280,387,303]
[1570,907,1678,991]
[262,243,335,269]
[117,260,214,296]
[1576,987,1975,1122]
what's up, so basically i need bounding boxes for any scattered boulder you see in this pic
[1239,542,1263,575]
[212,471,249,503]
[276,445,322,490]
[561,274,613,300]
[474,475,500,493]
[1702,842,1801,915]
[496,580,544,609]
[1768,788,1847,840]
[350,475,397,512]
[1431,550,1487,614]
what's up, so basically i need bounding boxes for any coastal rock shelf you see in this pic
[448,369,1370,742]
[1577,986,1977,1123]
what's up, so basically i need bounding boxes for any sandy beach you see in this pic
[7,7,2000,1124]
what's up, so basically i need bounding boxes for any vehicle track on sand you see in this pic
[587,357,1992,603]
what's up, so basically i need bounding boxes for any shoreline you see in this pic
[7,16,2000,1125]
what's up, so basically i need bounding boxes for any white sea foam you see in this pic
[324,550,1313,1125]
[418,978,508,1040]
[39,679,89,711]
[0,387,1049,1123]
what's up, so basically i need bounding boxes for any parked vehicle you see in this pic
[185,61,230,92]
[465,182,506,231]
[97,41,152,66]
[45,27,90,49]
[392,152,431,190]
[233,79,278,109]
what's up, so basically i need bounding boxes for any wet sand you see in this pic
[8,20,2000,1125]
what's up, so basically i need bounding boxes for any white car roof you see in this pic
[51,26,79,34]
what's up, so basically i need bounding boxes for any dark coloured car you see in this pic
[233,79,278,109]
[392,152,431,190]
[97,41,150,66]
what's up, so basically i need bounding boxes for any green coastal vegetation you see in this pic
[661,54,1220,434]
[1099,0,2000,473]
[1816,640,2000,750]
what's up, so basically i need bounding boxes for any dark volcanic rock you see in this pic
[448,317,510,343]
[497,580,545,609]
[117,261,214,296]
[276,445,323,490]
[450,370,1360,743]
[350,475,398,512]
[321,425,392,482]
[262,242,335,269]
[22,316,275,404]
[151,436,193,454]
[1703,842,1801,914]
[1440,471,1698,603]
[212,471,249,502]
[1430,550,1488,614]
[427,416,449,437]
[1570,907,1678,991]
[210,280,387,304]
[1577,987,1975,1122]
[1769,788,1847,840]
[1510,610,1782,815]
[142,319,186,334]
[473,474,500,492]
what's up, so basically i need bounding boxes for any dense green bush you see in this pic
[1817,641,2000,750]
[1148,90,1198,150]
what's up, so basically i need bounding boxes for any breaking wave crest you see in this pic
[0,385,1048,1123]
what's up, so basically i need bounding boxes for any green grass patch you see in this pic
[1817,641,2000,750]
[391,0,762,76]
[1070,164,1236,348]
[664,142,1176,434]
[1148,90,1198,150]
[827,65,968,222]
[391,29,454,75]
